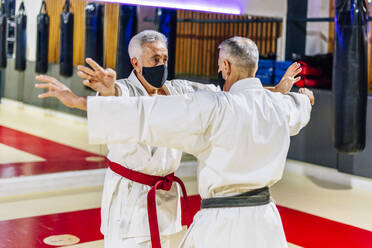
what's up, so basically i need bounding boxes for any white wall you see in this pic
[305,0,330,55]
[240,0,331,58]
[16,0,42,62]
[239,0,287,60]
[241,0,287,18]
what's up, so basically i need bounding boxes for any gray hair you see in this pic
[128,30,168,59]
[218,37,259,69]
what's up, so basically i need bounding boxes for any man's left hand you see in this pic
[274,62,302,94]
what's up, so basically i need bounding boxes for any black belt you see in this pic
[201,187,270,209]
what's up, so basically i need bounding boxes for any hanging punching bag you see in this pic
[35,1,49,74]
[15,2,26,71]
[0,1,7,69]
[116,5,137,79]
[85,3,104,67]
[158,8,177,80]
[60,0,74,77]
[332,0,368,154]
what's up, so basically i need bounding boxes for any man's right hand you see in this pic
[77,58,117,96]
[299,88,315,106]
[35,75,87,111]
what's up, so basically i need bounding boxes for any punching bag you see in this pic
[35,1,49,74]
[85,3,104,67]
[60,0,74,77]
[15,2,26,71]
[158,8,177,80]
[116,5,137,79]
[332,0,368,154]
[0,1,7,69]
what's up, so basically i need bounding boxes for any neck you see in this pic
[225,71,255,91]
[135,70,160,95]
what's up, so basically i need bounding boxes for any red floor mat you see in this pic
[0,126,107,178]
[1,196,371,248]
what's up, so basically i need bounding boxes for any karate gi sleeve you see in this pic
[170,79,220,94]
[87,92,219,155]
[281,92,312,136]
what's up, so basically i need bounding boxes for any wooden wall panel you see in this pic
[45,0,65,64]
[45,0,119,68]
[328,0,335,53]
[103,3,119,69]
[71,0,87,66]
[43,2,280,79]
[174,11,282,78]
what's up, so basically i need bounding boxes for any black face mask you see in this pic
[217,71,225,90]
[142,65,168,88]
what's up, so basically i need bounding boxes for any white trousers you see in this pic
[179,201,288,248]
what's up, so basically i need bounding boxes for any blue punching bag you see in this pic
[84,2,104,67]
[36,0,49,74]
[158,8,177,80]
[332,0,368,154]
[0,1,7,69]
[60,0,74,77]
[116,5,137,79]
[15,2,26,71]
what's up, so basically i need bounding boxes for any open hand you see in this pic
[275,62,302,94]
[77,58,117,96]
[35,75,87,111]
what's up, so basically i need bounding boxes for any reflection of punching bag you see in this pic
[0,1,7,69]
[333,0,368,154]
[36,1,49,74]
[116,5,137,79]
[15,2,26,71]
[158,8,177,80]
[84,3,104,66]
[60,0,74,77]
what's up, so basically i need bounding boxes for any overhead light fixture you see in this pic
[91,0,242,15]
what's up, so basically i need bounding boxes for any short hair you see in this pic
[128,30,168,59]
[218,36,259,69]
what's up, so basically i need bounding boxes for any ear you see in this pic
[131,58,140,73]
[223,59,231,76]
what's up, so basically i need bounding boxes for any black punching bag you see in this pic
[36,1,49,74]
[84,3,104,66]
[332,0,368,154]
[60,0,74,77]
[116,5,137,79]
[15,2,26,71]
[158,8,177,80]
[0,1,7,69]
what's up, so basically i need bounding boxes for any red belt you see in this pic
[108,160,188,248]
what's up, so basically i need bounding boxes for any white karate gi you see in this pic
[98,71,217,247]
[88,77,311,248]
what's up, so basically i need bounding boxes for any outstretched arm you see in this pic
[77,58,119,97]
[87,92,218,155]
[265,62,302,94]
[283,88,314,136]
[35,75,88,111]
[181,62,302,94]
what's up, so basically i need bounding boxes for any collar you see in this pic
[229,77,263,94]
[128,70,149,96]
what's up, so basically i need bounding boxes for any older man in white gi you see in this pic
[35,33,310,247]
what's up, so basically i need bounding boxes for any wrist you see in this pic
[74,96,87,111]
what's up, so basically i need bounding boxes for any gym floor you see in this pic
[1,98,372,248]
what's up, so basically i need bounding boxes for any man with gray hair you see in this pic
[35,32,310,247]
[81,36,313,247]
